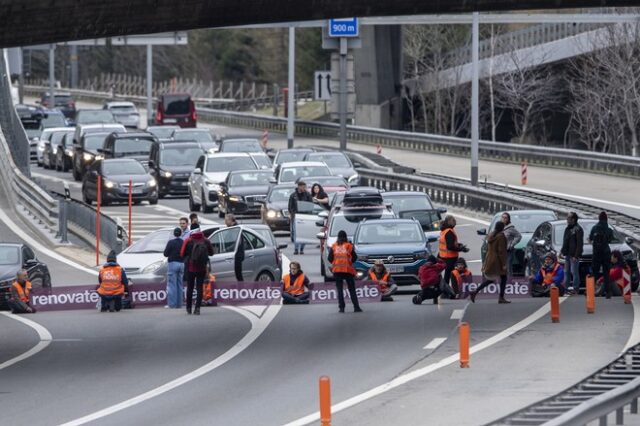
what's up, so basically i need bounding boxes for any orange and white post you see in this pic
[459,322,470,368]
[96,175,102,266]
[319,376,331,426]
[128,180,133,247]
[586,275,596,314]
[550,285,560,323]
[376,144,382,155]
[521,161,528,185]
[261,129,269,150]
[624,268,632,304]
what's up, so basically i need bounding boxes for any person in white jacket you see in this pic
[501,212,522,279]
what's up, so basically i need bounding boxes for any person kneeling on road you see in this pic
[414,255,446,305]
[281,261,311,304]
[97,250,130,312]
[8,270,36,314]
[368,260,398,302]
[531,253,565,297]
[599,250,629,301]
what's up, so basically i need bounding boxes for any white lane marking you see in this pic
[449,213,490,226]
[0,312,53,371]
[508,185,640,211]
[0,208,98,276]
[423,337,447,350]
[60,303,282,426]
[450,309,464,320]
[284,298,566,426]
[621,296,640,353]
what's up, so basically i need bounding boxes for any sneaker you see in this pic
[294,250,299,255]
[186,307,192,315]
[433,297,439,305]
[498,298,511,304]
[194,307,200,315]
[300,250,305,255]
[567,287,575,295]
[339,307,345,313]
[470,291,477,303]
[354,307,363,313]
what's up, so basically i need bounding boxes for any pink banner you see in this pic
[458,275,532,298]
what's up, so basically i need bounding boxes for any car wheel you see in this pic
[189,192,200,211]
[202,191,213,213]
[149,196,158,205]
[43,161,49,170]
[82,188,92,205]
[44,272,52,288]
[72,167,82,182]
[256,271,274,282]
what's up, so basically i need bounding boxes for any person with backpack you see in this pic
[414,255,446,305]
[181,227,214,315]
[328,230,362,313]
[560,212,584,294]
[589,211,614,298]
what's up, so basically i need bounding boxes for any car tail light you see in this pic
[156,107,163,124]
[190,102,197,122]
[68,101,75,108]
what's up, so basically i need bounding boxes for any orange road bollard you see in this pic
[521,161,528,185]
[550,285,560,323]
[128,180,133,247]
[96,175,102,266]
[376,144,382,155]
[586,275,596,314]
[459,322,470,368]
[319,376,331,426]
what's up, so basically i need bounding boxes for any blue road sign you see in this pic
[328,18,359,38]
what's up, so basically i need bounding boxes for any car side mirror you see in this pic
[148,160,155,169]
[24,259,38,267]
[193,167,202,175]
[477,228,487,236]
[427,236,438,243]
[318,211,329,219]
[316,231,326,240]
[277,243,288,250]
[315,220,325,227]
[625,237,634,245]
[437,207,447,214]
[535,240,547,247]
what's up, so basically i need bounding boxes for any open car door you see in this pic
[294,201,326,244]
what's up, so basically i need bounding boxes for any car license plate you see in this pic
[180,182,188,186]
[164,118,177,123]
[132,188,143,194]
[387,265,404,273]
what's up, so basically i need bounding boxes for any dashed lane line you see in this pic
[0,312,53,371]
[423,337,447,350]
[450,309,465,320]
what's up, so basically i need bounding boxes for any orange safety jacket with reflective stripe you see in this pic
[541,264,560,286]
[12,280,32,302]
[438,228,459,259]
[331,242,356,275]
[369,270,390,291]
[451,269,472,287]
[204,274,216,301]
[98,265,125,296]
[283,273,306,296]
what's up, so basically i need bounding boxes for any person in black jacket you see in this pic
[589,211,614,298]
[164,227,185,308]
[288,180,313,255]
[181,228,214,315]
[560,212,584,294]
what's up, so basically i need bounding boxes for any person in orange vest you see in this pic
[451,257,473,297]
[8,270,36,314]
[530,253,565,297]
[438,215,469,299]
[329,230,362,313]
[368,260,397,302]
[97,250,130,312]
[281,261,311,304]
[602,250,631,302]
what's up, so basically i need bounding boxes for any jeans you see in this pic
[291,218,306,253]
[282,292,310,304]
[100,295,122,312]
[166,261,184,308]
[507,250,515,278]
[564,257,581,292]
[7,300,35,314]
[335,273,361,311]
[186,270,206,311]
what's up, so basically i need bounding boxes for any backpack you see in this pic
[592,226,610,253]
[191,240,210,266]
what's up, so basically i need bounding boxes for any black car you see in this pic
[260,184,296,232]
[82,159,158,206]
[146,125,180,142]
[149,142,203,197]
[0,243,51,309]
[218,170,274,218]
[72,132,110,181]
[40,91,76,120]
[525,219,639,292]
[100,131,156,168]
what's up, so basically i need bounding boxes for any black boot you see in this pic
[194,307,200,315]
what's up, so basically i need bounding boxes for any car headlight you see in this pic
[83,153,94,162]
[624,251,636,261]
[348,173,359,183]
[0,279,12,289]
[148,179,157,187]
[65,149,74,157]
[142,260,164,274]
[229,196,242,202]
[414,250,427,260]
[52,147,58,155]
[37,143,45,152]
[95,155,104,161]
[266,209,279,218]
[104,180,117,189]
[205,181,220,191]
[356,270,365,279]
[161,171,172,178]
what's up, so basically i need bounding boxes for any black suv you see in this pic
[149,142,204,197]
[72,132,111,181]
[100,132,156,168]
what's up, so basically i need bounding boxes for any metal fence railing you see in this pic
[1,52,31,175]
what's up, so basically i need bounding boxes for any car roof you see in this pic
[229,169,272,175]
[173,128,209,133]
[280,161,327,167]
[105,101,135,107]
[147,125,180,130]
[277,148,313,153]
[79,123,125,130]
[159,142,201,149]
[0,242,23,248]
[78,109,108,112]
[359,218,419,225]
[221,138,260,143]
[110,131,155,139]
[306,151,346,157]
[82,131,110,138]
[205,152,252,159]
[43,127,72,133]
[548,219,598,226]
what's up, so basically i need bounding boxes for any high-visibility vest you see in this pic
[283,273,306,296]
[439,228,458,259]
[98,265,125,296]
[12,280,32,302]
[616,266,632,303]
[331,242,356,275]
[204,274,216,301]
[369,270,390,291]
[452,269,472,287]
[541,264,560,286]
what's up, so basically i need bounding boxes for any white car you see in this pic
[273,161,332,184]
[36,127,69,167]
[103,101,140,128]
[188,152,261,213]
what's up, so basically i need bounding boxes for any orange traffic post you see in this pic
[96,175,102,266]
[128,180,133,247]
[521,161,528,185]
[319,376,331,426]
[586,274,596,314]
[550,285,560,323]
[459,322,470,368]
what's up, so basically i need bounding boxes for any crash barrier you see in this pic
[1,52,30,175]
[29,281,383,311]
[21,84,640,179]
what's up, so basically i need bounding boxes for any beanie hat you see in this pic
[426,255,437,264]
[455,257,468,267]
[338,230,347,239]
[106,250,117,263]
[544,252,556,263]
[173,227,182,237]
[599,211,608,222]
[190,223,200,230]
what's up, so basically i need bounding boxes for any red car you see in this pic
[155,93,196,128]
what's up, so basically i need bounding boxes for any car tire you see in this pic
[256,271,274,282]
[149,196,158,205]
[44,272,52,288]
[189,192,200,212]
[202,191,213,213]
[72,167,82,182]
[82,188,92,205]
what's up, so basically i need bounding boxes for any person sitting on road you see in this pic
[451,257,473,297]
[414,255,446,305]
[599,250,629,301]
[530,252,565,297]
[97,250,130,312]
[224,213,238,227]
[281,261,311,304]
[8,270,36,314]
[368,260,398,302]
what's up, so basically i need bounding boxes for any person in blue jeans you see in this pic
[560,212,584,294]
[288,180,313,255]
[164,227,185,308]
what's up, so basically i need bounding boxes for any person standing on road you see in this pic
[438,215,469,298]
[281,261,311,304]
[589,211,614,299]
[181,228,214,315]
[311,183,330,210]
[164,227,185,309]
[97,250,130,312]
[225,213,238,227]
[414,255,446,305]
[189,213,200,230]
[368,260,398,302]
[470,221,510,304]
[560,212,584,294]
[329,230,362,313]
[288,180,313,255]
[8,270,36,314]
[501,212,522,279]
[179,216,191,239]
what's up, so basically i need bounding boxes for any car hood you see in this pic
[117,252,164,270]
[229,185,271,197]
[107,174,152,185]
[203,171,229,184]
[355,242,427,254]
[515,233,534,250]
[160,165,194,175]
[267,200,289,211]
[0,264,19,283]
[328,167,356,179]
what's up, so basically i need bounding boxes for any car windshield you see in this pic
[553,223,623,246]
[109,104,137,113]
[173,131,213,143]
[84,134,107,151]
[77,110,115,124]
[221,140,263,153]
[307,153,350,168]
[41,114,66,128]
[268,187,294,202]
[356,222,424,244]
[311,177,348,188]
[384,195,434,214]
[251,155,272,169]
[83,126,123,136]
[25,127,41,139]
[0,246,19,265]
[51,131,74,146]
[148,127,178,139]
[329,211,388,237]
[160,147,203,166]
[163,95,191,115]
[114,138,153,156]
[206,156,257,172]
[53,95,72,106]
[279,165,331,183]
[229,172,272,186]
[127,229,172,253]
[103,161,146,175]
[276,151,310,165]
[491,212,558,234]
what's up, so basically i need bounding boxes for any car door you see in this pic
[84,161,100,198]
[190,155,205,203]
[532,223,552,271]
[241,230,268,280]
[209,227,241,281]
[22,246,44,286]
[293,201,324,244]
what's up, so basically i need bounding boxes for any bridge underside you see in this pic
[2,0,640,48]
